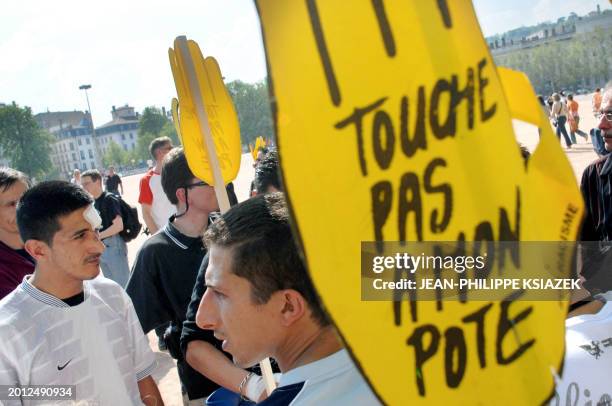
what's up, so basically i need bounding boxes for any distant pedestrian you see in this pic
[138,137,175,235]
[81,169,130,287]
[592,88,602,115]
[70,169,81,185]
[537,95,551,119]
[567,94,588,142]
[551,93,573,148]
[105,165,123,197]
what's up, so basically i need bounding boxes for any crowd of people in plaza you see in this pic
[0,82,610,404]
[538,88,605,152]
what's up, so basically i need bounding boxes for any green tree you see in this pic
[135,106,179,162]
[139,107,168,136]
[135,131,157,162]
[494,29,611,94]
[226,80,273,147]
[0,102,53,179]
[160,121,180,146]
[102,140,128,167]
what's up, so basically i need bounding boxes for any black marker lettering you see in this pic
[407,324,440,396]
[423,158,452,233]
[335,97,387,176]
[444,327,467,388]
[400,88,427,158]
[371,0,396,57]
[430,78,456,140]
[497,290,535,365]
[306,0,341,106]
[436,0,453,28]
[371,180,393,249]
[477,58,497,122]
[372,110,395,170]
[398,172,423,241]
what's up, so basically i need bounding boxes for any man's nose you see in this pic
[599,115,611,130]
[196,289,216,330]
[91,231,105,253]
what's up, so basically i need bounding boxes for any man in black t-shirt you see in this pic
[126,148,242,403]
[105,166,123,197]
[81,169,130,287]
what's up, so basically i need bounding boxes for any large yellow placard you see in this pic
[256,1,583,404]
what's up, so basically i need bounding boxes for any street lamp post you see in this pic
[79,84,102,169]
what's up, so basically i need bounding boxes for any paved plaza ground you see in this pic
[118,94,601,405]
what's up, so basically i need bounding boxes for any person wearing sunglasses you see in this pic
[126,147,238,405]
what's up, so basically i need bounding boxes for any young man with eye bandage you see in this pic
[0,181,163,405]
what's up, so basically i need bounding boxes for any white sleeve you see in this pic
[122,292,156,381]
[0,330,23,406]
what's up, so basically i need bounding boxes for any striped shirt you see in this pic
[0,275,156,405]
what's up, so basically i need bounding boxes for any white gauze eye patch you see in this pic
[83,205,102,230]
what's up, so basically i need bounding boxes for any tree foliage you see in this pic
[0,103,53,179]
[102,140,129,167]
[494,28,611,95]
[134,107,179,162]
[226,80,273,148]
[139,107,168,136]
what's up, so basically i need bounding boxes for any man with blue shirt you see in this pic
[196,193,379,405]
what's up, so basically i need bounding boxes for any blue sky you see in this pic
[0,0,608,124]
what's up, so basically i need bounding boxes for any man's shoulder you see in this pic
[0,287,32,330]
[584,155,611,174]
[132,231,173,267]
[139,169,156,184]
[88,276,129,307]
[140,230,173,251]
[277,350,380,405]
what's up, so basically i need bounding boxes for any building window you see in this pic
[74,163,78,169]
[82,162,88,170]
[129,133,134,139]
[121,133,126,140]
[89,150,93,159]
[78,138,82,146]
[80,151,85,160]
[123,144,128,151]
[86,137,91,145]
[70,142,74,151]
[72,153,77,161]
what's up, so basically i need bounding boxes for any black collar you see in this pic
[163,221,203,250]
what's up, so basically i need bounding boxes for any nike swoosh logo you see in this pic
[57,360,72,370]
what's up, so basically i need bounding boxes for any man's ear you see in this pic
[279,290,307,327]
[176,187,187,204]
[24,239,50,262]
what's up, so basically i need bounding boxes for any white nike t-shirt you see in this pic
[0,276,156,405]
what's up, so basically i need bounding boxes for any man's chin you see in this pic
[85,267,101,280]
[232,355,261,369]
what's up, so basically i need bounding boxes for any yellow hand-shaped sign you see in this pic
[256,0,583,403]
[251,136,266,160]
[168,37,241,188]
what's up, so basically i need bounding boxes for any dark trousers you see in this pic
[556,116,572,147]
